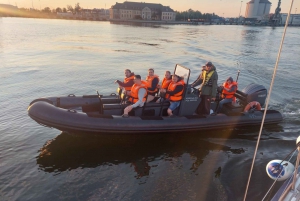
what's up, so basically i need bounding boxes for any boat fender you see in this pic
[266,160,294,181]
[244,101,261,112]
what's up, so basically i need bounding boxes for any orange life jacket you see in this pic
[161,77,172,89]
[165,80,185,101]
[129,80,148,103]
[123,74,135,91]
[222,81,238,100]
[146,75,159,94]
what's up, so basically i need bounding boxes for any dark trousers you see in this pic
[196,95,211,115]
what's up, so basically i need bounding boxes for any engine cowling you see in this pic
[241,83,267,107]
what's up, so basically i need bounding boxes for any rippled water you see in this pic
[0,17,300,201]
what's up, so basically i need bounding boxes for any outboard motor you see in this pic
[241,83,267,106]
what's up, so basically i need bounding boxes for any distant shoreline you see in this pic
[109,19,293,26]
[1,15,300,27]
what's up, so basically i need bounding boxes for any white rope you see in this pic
[243,1,295,200]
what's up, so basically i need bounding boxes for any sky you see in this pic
[0,0,299,17]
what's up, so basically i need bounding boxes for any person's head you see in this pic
[165,71,171,79]
[205,61,213,71]
[226,77,233,84]
[124,69,131,78]
[134,74,142,84]
[172,74,179,83]
[148,68,154,76]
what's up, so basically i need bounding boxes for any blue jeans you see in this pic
[216,98,232,113]
[169,101,180,111]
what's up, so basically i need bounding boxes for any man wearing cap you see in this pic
[191,61,218,115]
[212,77,238,115]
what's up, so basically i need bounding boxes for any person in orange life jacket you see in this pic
[211,77,237,115]
[156,71,172,103]
[159,71,172,90]
[114,69,135,91]
[146,68,159,102]
[160,75,184,116]
[122,75,147,118]
[191,61,218,115]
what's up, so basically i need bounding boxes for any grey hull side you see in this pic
[28,101,283,134]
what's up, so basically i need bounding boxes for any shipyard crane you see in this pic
[271,0,282,26]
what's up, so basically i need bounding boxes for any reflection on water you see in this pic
[37,126,283,175]
[1,17,300,200]
[110,21,168,28]
[33,125,294,200]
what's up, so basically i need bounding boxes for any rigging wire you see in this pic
[262,163,287,201]
[262,148,298,200]
[243,0,295,200]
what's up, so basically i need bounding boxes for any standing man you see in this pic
[191,61,218,115]
[212,77,237,115]
[115,69,135,91]
[122,75,147,118]
[145,68,159,102]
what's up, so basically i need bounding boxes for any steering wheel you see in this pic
[190,86,199,95]
[96,90,103,114]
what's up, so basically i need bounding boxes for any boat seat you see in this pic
[144,102,170,107]
[103,101,169,110]
[103,103,129,110]
[222,102,244,115]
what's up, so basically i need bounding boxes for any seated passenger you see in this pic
[145,68,159,102]
[160,75,184,117]
[156,71,172,103]
[211,77,238,115]
[122,75,148,118]
[159,71,172,90]
[114,69,135,91]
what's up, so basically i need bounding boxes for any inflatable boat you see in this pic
[28,64,283,134]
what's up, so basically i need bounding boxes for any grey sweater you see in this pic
[132,88,146,108]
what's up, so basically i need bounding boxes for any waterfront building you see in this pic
[280,14,300,25]
[110,1,175,21]
[0,4,18,16]
[245,0,272,20]
[57,12,73,19]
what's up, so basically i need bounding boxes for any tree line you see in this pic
[16,5,223,22]
[19,3,82,14]
[175,9,221,21]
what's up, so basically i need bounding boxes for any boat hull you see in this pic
[28,100,283,134]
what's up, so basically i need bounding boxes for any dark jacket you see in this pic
[191,65,218,98]
[116,73,135,88]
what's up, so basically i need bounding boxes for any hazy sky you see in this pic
[1,0,299,17]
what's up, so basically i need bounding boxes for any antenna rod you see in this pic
[236,70,240,82]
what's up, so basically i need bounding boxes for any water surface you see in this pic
[0,17,300,201]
